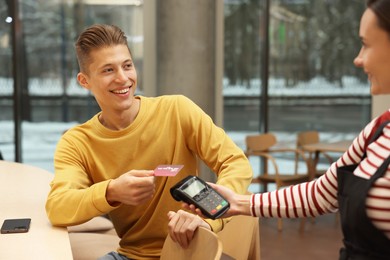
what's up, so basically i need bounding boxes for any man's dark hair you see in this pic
[75,24,131,73]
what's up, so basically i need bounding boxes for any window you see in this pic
[223,0,369,191]
[0,0,144,172]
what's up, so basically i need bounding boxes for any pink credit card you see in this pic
[154,165,184,177]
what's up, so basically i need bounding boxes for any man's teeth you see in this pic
[112,88,129,94]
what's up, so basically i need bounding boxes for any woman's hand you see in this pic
[182,182,252,218]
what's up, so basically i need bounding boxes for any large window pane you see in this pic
[223,0,263,133]
[1,0,144,171]
[268,0,369,136]
[223,0,265,193]
[0,0,14,161]
[223,0,369,192]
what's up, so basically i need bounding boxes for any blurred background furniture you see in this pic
[300,136,352,180]
[245,133,310,230]
[296,131,334,179]
[246,133,310,192]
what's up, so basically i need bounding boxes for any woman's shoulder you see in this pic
[365,109,390,140]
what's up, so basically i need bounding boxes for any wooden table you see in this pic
[0,161,73,259]
[302,140,352,179]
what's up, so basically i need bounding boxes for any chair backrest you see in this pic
[218,215,260,260]
[296,131,320,147]
[160,227,223,260]
[246,133,277,152]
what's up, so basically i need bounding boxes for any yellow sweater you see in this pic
[46,95,252,259]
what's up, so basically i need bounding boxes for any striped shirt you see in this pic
[250,110,390,239]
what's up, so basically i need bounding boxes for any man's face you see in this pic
[77,44,138,113]
[354,8,390,95]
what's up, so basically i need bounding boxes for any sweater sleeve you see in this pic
[45,129,118,226]
[176,95,253,231]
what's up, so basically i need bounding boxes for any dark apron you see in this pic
[337,121,390,260]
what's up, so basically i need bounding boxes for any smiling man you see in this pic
[45,24,252,260]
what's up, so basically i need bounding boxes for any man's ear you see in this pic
[77,72,91,90]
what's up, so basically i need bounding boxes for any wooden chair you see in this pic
[245,133,310,231]
[68,216,120,260]
[246,133,310,192]
[218,215,260,260]
[161,227,223,260]
[296,131,333,179]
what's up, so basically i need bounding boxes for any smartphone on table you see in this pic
[1,218,31,234]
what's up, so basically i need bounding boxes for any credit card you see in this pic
[154,165,184,177]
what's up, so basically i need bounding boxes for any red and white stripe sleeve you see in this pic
[250,119,380,218]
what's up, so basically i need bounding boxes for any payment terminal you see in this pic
[170,175,230,219]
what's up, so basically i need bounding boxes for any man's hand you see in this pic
[167,210,211,248]
[106,170,155,206]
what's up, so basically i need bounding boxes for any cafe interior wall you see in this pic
[372,95,390,119]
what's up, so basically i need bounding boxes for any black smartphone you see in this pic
[170,175,230,219]
[1,218,31,234]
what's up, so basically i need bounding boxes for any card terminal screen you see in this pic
[182,179,206,197]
